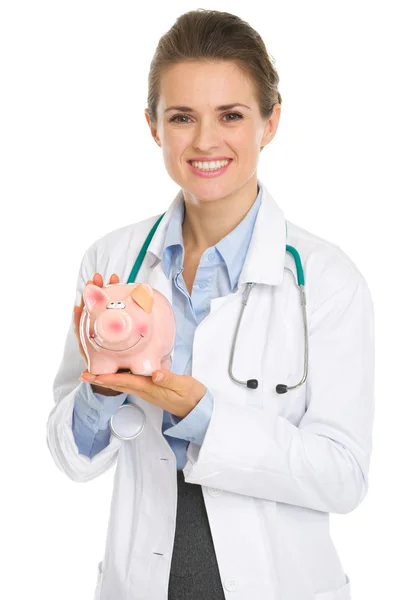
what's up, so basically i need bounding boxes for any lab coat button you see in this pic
[224,577,239,591]
[208,487,222,497]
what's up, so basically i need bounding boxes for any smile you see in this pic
[90,334,144,352]
[187,158,233,178]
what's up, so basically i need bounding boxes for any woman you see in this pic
[47,9,375,600]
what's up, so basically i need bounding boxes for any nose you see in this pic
[103,316,128,338]
[107,320,124,333]
[193,118,221,150]
[97,312,132,343]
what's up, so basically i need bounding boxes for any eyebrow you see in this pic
[164,103,251,113]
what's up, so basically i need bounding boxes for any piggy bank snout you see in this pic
[96,311,136,343]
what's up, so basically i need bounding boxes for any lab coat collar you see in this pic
[147,178,286,287]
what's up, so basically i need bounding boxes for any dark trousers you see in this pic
[168,469,226,599]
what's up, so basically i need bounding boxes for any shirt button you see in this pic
[87,416,95,424]
[224,577,239,592]
[208,253,215,261]
[208,488,222,497]
[199,282,206,289]
[91,409,98,418]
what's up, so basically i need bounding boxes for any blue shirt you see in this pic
[72,185,262,469]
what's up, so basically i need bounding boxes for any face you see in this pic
[145,60,280,204]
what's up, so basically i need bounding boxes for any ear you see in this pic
[130,283,154,314]
[261,103,281,147]
[83,284,109,313]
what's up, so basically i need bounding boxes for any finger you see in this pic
[108,273,120,284]
[73,305,80,329]
[93,272,103,287]
[91,372,149,393]
[72,308,86,352]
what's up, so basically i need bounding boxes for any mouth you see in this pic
[187,158,233,178]
[187,158,233,165]
[90,334,144,352]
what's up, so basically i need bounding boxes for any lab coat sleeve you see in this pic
[163,388,214,445]
[72,382,127,458]
[183,259,375,514]
[46,243,124,482]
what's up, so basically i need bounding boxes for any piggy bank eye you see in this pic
[106,301,126,309]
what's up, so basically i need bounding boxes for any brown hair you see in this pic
[147,9,282,151]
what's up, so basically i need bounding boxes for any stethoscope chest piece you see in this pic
[110,403,146,440]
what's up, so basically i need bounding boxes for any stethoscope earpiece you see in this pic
[247,379,258,389]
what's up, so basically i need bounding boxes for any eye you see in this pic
[222,112,243,122]
[169,114,191,124]
[168,112,243,124]
[106,301,126,309]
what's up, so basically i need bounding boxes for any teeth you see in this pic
[191,159,230,170]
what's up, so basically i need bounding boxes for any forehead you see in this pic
[158,61,256,108]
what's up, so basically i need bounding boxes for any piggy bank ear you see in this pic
[83,284,109,313]
[130,283,154,314]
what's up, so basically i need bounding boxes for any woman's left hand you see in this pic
[80,368,207,418]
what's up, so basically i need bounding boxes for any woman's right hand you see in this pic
[74,272,122,396]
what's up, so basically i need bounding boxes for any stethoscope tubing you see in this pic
[228,268,309,393]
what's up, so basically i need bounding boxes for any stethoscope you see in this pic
[110,212,308,441]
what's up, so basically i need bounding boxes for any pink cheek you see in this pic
[137,323,148,336]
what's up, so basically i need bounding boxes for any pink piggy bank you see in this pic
[79,282,176,376]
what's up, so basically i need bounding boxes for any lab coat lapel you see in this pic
[239,180,286,288]
[141,180,287,415]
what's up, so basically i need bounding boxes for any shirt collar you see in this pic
[161,186,262,290]
[147,178,287,288]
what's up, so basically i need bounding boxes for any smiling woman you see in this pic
[47,8,374,600]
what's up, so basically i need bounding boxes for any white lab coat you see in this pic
[47,180,375,600]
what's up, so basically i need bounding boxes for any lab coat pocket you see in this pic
[93,560,104,600]
[314,574,351,600]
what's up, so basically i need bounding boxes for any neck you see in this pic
[181,177,260,254]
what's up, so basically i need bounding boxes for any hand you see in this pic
[79,369,207,419]
[74,272,121,396]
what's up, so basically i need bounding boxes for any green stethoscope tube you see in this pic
[127,212,309,395]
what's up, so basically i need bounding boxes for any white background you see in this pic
[1,1,398,598]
